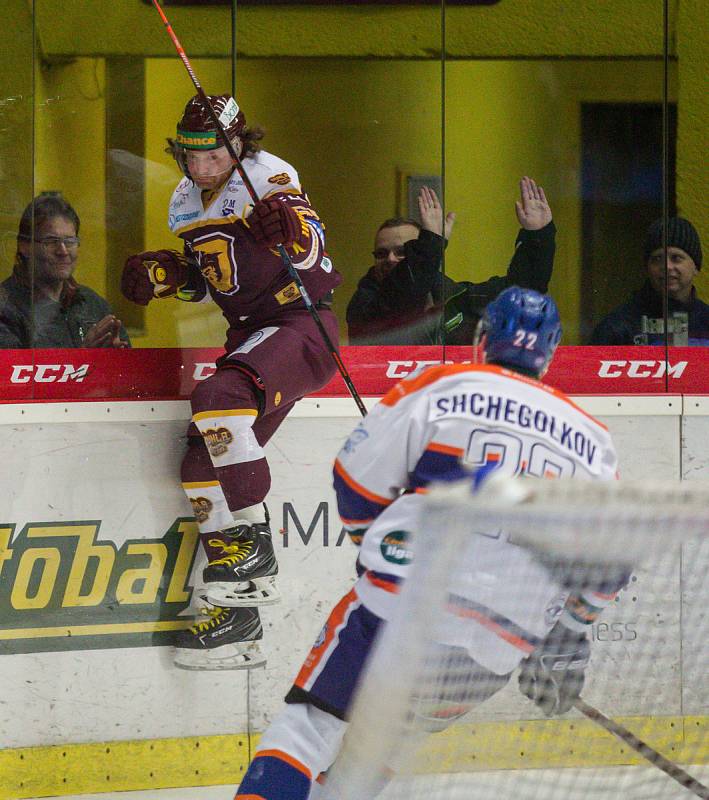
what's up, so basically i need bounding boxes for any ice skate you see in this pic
[174,600,266,670]
[203,515,280,607]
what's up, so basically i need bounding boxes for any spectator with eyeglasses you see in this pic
[346,179,556,345]
[0,192,129,348]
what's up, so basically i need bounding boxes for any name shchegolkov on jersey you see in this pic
[430,390,599,468]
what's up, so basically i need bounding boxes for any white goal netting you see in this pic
[320,477,709,800]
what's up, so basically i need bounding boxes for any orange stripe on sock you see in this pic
[254,748,312,780]
[366,571,401,594]
[339,515,375,526]
[295,588,358,688]
[447,603,535,654]
[589,590,618,601]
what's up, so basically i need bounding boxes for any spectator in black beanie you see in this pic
[590,217,709,345]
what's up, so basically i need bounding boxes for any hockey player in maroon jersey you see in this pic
[121,94,342,670]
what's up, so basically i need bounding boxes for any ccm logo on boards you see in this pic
[10,364,89,383]
[598,360,687,379]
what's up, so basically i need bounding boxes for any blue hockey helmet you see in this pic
[479,286,561,376]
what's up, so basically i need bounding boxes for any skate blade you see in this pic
[206,576,281,607]
[173,643,266,671]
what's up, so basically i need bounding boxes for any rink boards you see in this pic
[0,395,708,797]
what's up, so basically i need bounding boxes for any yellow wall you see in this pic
[0,0,34,271]
[139,58,671,346]
[11,0,706,346]
[677,0,709,301]
[0,54,107,297]
[445,60,673,343]
[141,58,443,347]
[34,58,107,297]
[36,0,671,60]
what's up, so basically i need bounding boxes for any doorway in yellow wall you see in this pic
[580,102,677,342]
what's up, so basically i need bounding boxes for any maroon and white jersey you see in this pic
[168,149,341,327]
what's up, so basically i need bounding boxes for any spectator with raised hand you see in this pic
[346,177,556,345]
[0,192,129,349]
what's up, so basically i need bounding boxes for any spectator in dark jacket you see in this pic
[0,192,130,348]
[346,177,555,345]
[590,217,708,346]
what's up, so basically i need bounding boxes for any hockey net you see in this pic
[320,477,709,800]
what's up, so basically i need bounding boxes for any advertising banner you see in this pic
[0,407,707,752]
[0,345,703,402]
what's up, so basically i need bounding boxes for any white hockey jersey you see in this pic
[168,149,303,236]
[166,149,340,323]
[333,364,619,674]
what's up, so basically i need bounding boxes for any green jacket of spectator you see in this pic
[0,271,130,348]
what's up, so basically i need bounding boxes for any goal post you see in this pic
[319,476,709,800]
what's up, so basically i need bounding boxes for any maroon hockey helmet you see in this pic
[174,94,246,177]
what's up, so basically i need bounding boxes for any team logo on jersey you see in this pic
[275,281,301,305]
[381,531,413,565]
[219,97,240,126]
[175,211,200,223]
[190,496,214,523]
[312,622,328,649]
[221,198,237,216]
[204,427,233,457]
[544,592,567,627]
[342,425,369,454]
[268,172,291,185]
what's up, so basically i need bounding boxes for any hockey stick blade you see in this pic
[574,698,709,799]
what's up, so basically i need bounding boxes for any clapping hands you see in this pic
[83,314,126,348]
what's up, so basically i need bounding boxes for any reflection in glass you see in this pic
[0,193,130,349]
[20,0,708,355]
[590,216,707,346]
[444,58,672,347]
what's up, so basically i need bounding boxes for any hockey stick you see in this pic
[150,0,367,418]
[574,699,709,799]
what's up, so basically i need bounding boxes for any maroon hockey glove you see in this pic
[121,250,190,305]
[248,199,305,249]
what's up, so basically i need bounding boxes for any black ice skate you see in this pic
[173,601,266,670]
[203,516,280,607]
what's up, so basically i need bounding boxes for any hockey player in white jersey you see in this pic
[235,287,622,800]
